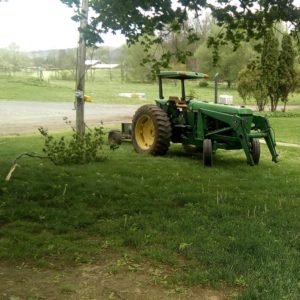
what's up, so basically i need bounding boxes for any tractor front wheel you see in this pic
[132,105,172,155]
[203,139,213,167]
[250,138,260,164]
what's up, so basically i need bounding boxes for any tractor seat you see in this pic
[168,96,187,108]
[169,96,180,102]
[176,102,187,108]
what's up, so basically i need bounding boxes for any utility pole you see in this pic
[75,0,89,137]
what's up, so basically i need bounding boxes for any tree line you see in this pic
[0,14,299,110]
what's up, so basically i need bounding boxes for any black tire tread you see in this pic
[132,105,172,155]
[250,138,260,165]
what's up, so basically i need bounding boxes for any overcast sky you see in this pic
[0,0,299,52]
[0,0,126,51]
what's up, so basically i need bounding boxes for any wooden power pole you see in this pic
[75,0,89,137]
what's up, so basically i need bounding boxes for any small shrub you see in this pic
[39,119,109,165]
[198,81,209,88]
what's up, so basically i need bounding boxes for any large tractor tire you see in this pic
[250,138,260,165]
[132,105,172,155]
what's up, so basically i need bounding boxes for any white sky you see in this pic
[0,0,299,52]
[0,0,126,52]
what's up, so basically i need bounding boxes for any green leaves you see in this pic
[277,34,296,106]
[261,29,280,110]
[237,30,296,111]
[38,120,107,165]
[60,0,80,9]
[60,0,300,69]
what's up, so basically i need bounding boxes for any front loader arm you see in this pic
[200,109,255,165]
[250,115,279,163]
[199,109,279,165]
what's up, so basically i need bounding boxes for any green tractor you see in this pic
[131,71,279,166]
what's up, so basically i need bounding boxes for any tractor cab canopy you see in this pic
[157,71,209,100]
[158,71,209,80]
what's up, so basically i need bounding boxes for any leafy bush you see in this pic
[198,80,209,88]
[39,119,108,165]
[237,67,268,111]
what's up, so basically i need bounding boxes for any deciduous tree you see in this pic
[195,25,255,87]
[237,63,268,111]
[61,0,300,67]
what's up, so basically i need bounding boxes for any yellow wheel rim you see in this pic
[135,115,155,150]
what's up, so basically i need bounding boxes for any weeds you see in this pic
[39,118,109,165]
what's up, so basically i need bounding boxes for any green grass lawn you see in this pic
[0,130,299,299]
[1,71,300,106]
[0,76,74,102]
[271,118,300,144]
[258,110,300,144]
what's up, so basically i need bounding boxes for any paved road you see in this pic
[0,101,140,136]
[1,100,299,136]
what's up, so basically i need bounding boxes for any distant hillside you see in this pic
[28,46,123,64]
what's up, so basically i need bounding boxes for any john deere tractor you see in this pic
[131,71,279,166]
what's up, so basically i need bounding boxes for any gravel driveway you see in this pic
[0,101,140,136]
[1,100,299,136]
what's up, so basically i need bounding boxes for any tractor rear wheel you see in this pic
[203,139,213,167]
[132,105,172,155]
[250,138,260,164]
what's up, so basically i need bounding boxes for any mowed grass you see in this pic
[1,71,300,105]
[266,110,300,144]
[0,76,74,102]
[0,130,299,299]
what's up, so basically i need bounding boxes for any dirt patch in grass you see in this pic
[0,257,228,300]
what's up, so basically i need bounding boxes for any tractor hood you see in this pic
[189,100,253,115]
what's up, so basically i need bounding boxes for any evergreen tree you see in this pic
[277,34,296,111]
[261,30,279,112]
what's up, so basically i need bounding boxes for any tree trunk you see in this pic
[270,96,276,112]
[283,99,287,112]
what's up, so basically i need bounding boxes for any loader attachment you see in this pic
[191,106,279,165]
[250,115,279,163]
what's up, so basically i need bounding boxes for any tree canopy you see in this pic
[207,1,300,60]
[61,1,300,35]
[61,0,300,63]
[195,24,256,87]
